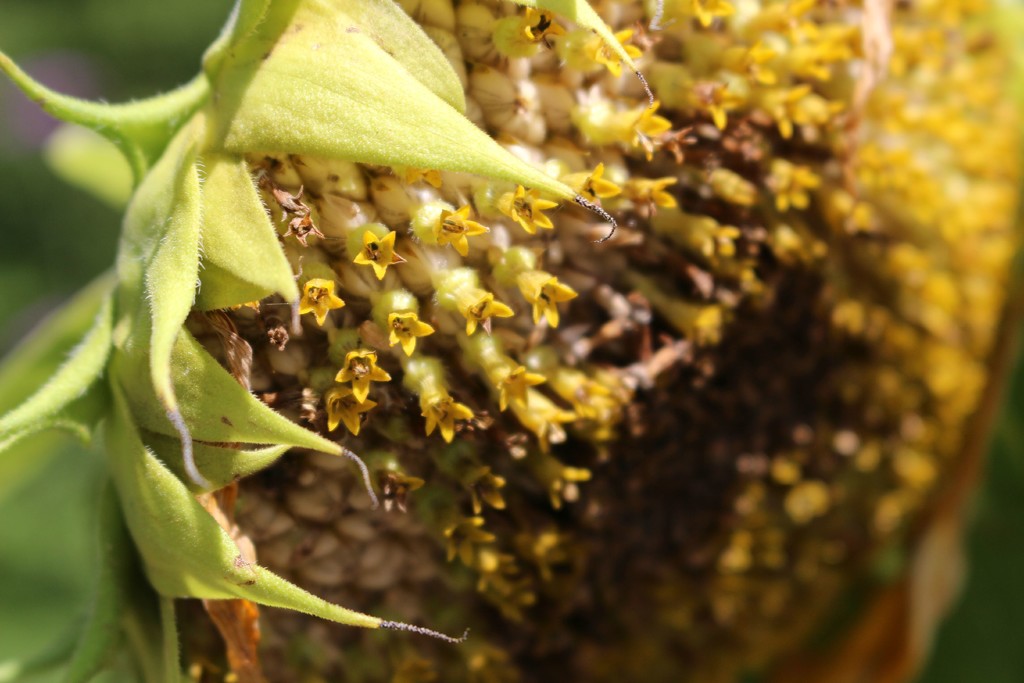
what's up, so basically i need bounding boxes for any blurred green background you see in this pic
[0,1,1022,681]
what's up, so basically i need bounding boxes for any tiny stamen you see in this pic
[574,195,618,243]
[380,620,470,644]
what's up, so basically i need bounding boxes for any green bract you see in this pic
[0,0,634,677]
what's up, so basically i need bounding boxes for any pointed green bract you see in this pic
[115,117,205,483]
[145,430,292,494]
[116,118,204,310]
[105,386,274,598]
[196,153,300,310]
[237,566,380,629]
[0,293,113,451]
[208,0,464,111]
[111,329,342,455]
[105,386,382,629]
[0,52,208,182]
[206,0,574,200]
[139,146,202,419]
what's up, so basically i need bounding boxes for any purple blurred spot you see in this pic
[0,51,101,153]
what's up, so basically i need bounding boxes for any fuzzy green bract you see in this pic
[196,153,301,310]
[106,386,382,629]
[110,331,344,458]
[206,0,576,198]
[0,0,633,677]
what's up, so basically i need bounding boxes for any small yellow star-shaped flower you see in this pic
[464,466,507,514]
[521,9,565,42]
[298,278,345,326]
[723,41,777,85]
[323,385,377,435]
[561,163,622,203]
[592,29,643,78]
[633,102,673,152]
[443,516,495,565]
[769,159,821,212]
[517,272,579,328]
[498,185,559,235]
[352,230,405,280]
[546,463,592,509]
[436,205,489,256]
[512,393,576,453]
[497,365,547,411]
[403,167,443,188]
[624,177,679,211]
[334,349,392,403]
[422,395,474,443]
[695,82,746,130]
[692,0,735,28]
[769,84,817,140]
[387,311,435,356]
[459,290,515,336]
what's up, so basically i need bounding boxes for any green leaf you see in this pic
[103,385,382,630]
[0,292,114,452]
[195,153,300,310]
[0,272,114,415]
[205,0,575,200]
[0,271,113,495]
[0,52,208,183]
[44,125,134,210]
[145,430,291,494]
[63,487,132,683]
[110,328,342,457]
